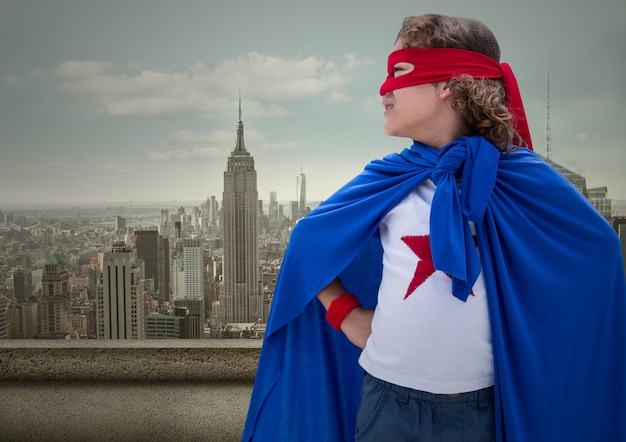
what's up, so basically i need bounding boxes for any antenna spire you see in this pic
[545,63,552,160]
[238,88,242,123]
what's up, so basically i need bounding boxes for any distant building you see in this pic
[171,255,185,301]
[220,99,264,324]
[97,242,145,339]
[114,216,126,233]
[586,186,612,223]
[183,238,204,300]
[39,254,71,338]
[207,196,219,226]
[88,257,99,300]
[174,298,204,339]
[541,155,614,223]
[12,267,33,302]
[297,169,306,219]
[0,295,7,339]
[614,217,626,274]
[145,311,181,339]
[134,229,171,302]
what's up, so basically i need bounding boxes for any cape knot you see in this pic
[430,144,466,186]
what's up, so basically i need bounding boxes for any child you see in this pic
[243,14,626,442]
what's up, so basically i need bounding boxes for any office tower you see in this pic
[6,299,26,339]
[88,257,99,300]
[145,311,181,338]
[586,186,613,223]
[190,207,201,233]
[0,295,6,339]
[269,191,278,220]
[297,168,306,218]
[134,229,171,302]
[97,242,145,339]
[7,299,41,339]
[160,209,169,235]
[221,99,263,324]
[12,267,33,302]
[614,217,626,274]
[114,216,126,233]
[171,255,185,300]
[174,298,204,338]
[183,238,204,299]
[208,196,219,226]
[290,201,299,222]
[39,254,71,337]
[541,155,614,223]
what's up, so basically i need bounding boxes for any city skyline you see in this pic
[1,0,625,205]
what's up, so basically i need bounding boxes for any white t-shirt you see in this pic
[358,180,494,394]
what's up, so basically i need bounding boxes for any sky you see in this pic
[1,0,625,207]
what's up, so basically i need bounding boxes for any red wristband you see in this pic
[325,292,362,331]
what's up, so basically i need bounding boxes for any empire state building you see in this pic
[220,100,263,324]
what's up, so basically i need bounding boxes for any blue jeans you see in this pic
[355,373,495,442]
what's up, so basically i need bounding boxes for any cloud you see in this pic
[56,60,113,78]
[148,128,297,162]
[328,90,351,104]
[146,147,226,161]
[3,76,18,84]
[149,129,233,162]
[343,53,373,70]
[255,141,298,154]
[54,52,359,120]
[576,132,590,142]
[576,132,601,143]
[96,161,132,173]
[47,160,71,168]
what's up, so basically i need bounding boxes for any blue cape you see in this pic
[243,136,626,441]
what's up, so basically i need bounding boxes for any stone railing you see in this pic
[0,340,262,442]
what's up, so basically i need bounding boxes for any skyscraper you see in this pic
[297,167,306,219]
[134,229,170,302]
[269,191,278,221]
[12,267,33,303]
[97,242,145,339]
[220,99,263,324]
[182,238,204,299]
[39,254,71,337]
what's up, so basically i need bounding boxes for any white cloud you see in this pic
[148,128,296,162]
[54,52,355,120]
[146,149,191,161]
[3,76,18,84]
[328,90,351,104]
[56,60,113,78]
[255,141,298,154]
[342,53,373,70]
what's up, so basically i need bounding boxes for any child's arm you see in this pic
[317,278,374,349]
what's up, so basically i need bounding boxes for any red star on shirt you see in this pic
[401,235,475,300]
[401,235,436,299]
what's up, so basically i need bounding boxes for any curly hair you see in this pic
[396,14,523,150]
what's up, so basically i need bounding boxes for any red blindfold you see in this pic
[380,48,533,150]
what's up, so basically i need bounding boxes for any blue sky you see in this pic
[1,0,624,206]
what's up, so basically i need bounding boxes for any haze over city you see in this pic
[1,0,624,206]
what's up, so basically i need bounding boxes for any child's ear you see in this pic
[435,82,453,100]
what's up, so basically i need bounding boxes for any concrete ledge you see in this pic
[0,381,254,442]
[0,340,262,382]
[0,341,262,441]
